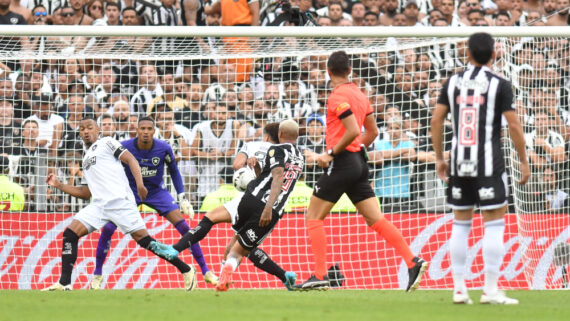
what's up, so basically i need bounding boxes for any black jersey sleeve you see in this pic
[437,77,451,107]
[267,146,285,170]
[496,80,515,113]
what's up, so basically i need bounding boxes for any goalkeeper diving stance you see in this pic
[43,117,197,291]
[89,116,217,290]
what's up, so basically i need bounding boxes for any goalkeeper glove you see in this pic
[178,193,194,220]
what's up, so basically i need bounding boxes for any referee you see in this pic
[431,32,530,305]
[297,51,428,291]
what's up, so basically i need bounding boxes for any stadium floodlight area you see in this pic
[0,26,569,290]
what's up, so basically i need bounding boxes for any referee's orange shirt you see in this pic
[326,83,373,152]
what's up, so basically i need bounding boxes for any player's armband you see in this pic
[113,146,126,159]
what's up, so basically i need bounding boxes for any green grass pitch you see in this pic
[1,290,569,321]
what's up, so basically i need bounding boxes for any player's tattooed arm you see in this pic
[259,166,284,227]
[46,173,92,200]
[120,150,148,201]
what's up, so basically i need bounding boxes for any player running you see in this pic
[297,50,428,291]
[90,117,217,290]
[152,120,304,292]
[42,117,197,291]
[431,32,530,305]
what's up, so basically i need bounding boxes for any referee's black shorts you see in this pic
[233,193,280,251]
[313,150,376,205]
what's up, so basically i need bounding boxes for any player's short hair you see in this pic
[327,51,351,77]
[279,119,299,139]
[468,32,495,65]
[138,116,155,125]
[81,115,98,125]
[263,122,280,143]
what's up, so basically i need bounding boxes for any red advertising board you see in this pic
[0,212,567,290]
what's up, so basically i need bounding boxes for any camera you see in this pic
[269,0,319,26]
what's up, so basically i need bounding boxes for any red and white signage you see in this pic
[0,213,567,290]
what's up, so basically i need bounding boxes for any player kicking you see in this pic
[432,32,530,304]
[149,122,296,290]
[297,50,428,292]
[89,117,217,290]
[152,120,304,292]
[42,117,197,291]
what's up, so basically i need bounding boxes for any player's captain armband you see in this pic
[105,139,127,159]
[113,146,126,159]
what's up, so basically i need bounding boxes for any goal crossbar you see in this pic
[2,25,570,38]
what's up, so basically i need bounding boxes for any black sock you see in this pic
[137,235,190,274]
[173,217,214,252]
[59,228,79,286]
[247,248,286,283]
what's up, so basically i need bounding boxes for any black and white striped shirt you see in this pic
[130,84,163,115]
[246,143,304,216]
[438,65,514,177]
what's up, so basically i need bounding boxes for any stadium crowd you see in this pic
[0,0,570,213]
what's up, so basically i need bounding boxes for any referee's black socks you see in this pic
[173,217,214,252]
[138,235,190,274]
[60,228,79,286]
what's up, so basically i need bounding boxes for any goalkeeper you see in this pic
[90,117,217,289]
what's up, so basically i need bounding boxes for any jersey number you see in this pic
[282,168,299,192]
[459,108,477,146]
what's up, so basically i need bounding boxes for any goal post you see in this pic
[0,26,569,290]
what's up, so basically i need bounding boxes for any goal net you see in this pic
[0,26,568,290]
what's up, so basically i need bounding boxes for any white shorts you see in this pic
[75,198,146,234]
[223,192,244,228]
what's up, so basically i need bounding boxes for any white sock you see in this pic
[226,257,239,271]
[450,219,472,293]
[220,260,226,273]
[482,219,505,295]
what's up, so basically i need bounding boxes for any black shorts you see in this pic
[446,173,509,210]
[313,150,376,204]
[233,193,280,251]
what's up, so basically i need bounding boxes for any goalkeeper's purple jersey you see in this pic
[121,138,184,202]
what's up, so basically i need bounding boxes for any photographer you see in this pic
[266,0,318,26]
